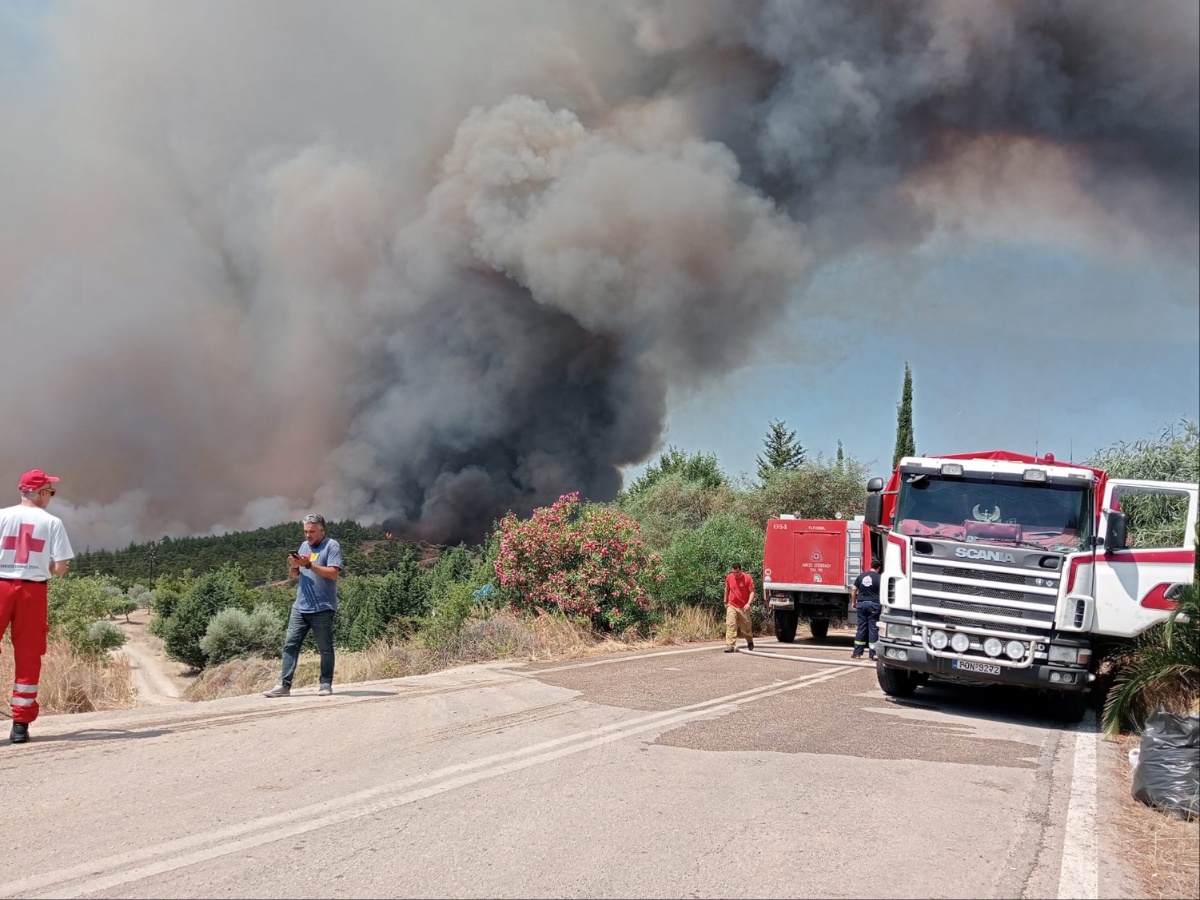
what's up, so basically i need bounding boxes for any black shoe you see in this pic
[869,652,877,661]
[850,652,863,659]
[747,641,755,651]
[10,723,29,744]
[724,647,735,653]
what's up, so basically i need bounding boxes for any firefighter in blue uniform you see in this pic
[850,558,883,660]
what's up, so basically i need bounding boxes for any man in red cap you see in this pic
[0,469,75,744]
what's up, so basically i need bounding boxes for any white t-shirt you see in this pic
[0,504,75,582]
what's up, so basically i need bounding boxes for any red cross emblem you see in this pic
[1,525,45,564]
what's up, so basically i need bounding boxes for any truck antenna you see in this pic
[1034,410,1040,459]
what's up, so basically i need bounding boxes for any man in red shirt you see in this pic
[723,562,756,652]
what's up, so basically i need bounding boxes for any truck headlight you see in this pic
[1005,640,1025,661]
[950,633,971,653]
[885,624,913,641]
[929,630,949,650]
[1048,646,1078,664]
[983,638,1003,658]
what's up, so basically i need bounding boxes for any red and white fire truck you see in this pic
[865,450,1198,718]
[763,516,870,642]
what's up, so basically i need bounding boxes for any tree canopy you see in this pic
[757,419,806,481]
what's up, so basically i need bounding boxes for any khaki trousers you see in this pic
[725,604,752,648]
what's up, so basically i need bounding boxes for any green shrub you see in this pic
[48,576,114,652]
[108,596,139,623]
[657,513,764,613]
[199,604,285,666]
[77,620,127,656]
[416,544,484,611]
[733,458,868,527]
[149,572,192,637]
[618,473,736,551]
[423,581,479,650]
[128,584,152,609]
[162,566,251,669]
[622,446,726,500]
[336,567,427,651]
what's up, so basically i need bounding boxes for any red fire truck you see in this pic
[763,515,871,642]
[865,450,1198,718]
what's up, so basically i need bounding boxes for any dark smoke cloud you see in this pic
[0,0,1194,548]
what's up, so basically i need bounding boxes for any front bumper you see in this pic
[875,640,1090,692]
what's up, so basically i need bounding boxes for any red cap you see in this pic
[18,469,60,491]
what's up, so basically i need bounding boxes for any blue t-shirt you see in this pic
[294,537,343,613]
[853,570,881,603]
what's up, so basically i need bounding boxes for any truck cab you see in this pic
[864,451,1198,718]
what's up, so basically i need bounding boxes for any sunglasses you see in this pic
[40,487,57,496]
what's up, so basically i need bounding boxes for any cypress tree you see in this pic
[892,363,916,468]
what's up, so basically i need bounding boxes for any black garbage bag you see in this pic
[1131,709,1200,820]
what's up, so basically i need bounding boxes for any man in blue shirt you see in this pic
[264,514,343,697]
[850,559,883,661]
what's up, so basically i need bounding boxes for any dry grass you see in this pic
[1113,734,1200,899]
[15,605,725,710]
[1,635,136,718]
[184,606,725,702]
[653,605,723,645]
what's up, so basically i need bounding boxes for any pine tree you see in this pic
[757,419,806,481]
[836,440,844,469]
[892,363,916,468]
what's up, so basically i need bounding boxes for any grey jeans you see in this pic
[279,607,335,687]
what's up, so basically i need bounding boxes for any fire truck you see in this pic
[763,516,869,642]
[865,450,1198,718]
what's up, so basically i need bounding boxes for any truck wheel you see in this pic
[1049,691,1089,724]
[877,663,918,698]
[774,609,798,643]
[809,619,829,641]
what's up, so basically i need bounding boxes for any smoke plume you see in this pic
[1,0,1195,547]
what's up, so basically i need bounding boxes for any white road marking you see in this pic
[519,643,721,673]
[743,648,877,668]
[1,666,853,900]
[1057,712,1099,900]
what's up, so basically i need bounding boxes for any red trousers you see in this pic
[0,580,49,724]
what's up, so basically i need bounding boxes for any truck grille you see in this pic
[938,615,1039,636]
[941,582,1024,602]
[910,547,1061,635]
[940,566,1027,585]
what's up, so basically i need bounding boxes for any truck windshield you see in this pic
[893,476,1093,552]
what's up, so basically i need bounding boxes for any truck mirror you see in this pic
[867,477,885,493]
[1105,511,1128,552]
[865,493,883,527]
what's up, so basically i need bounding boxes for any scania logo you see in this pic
[954,547,1016,563]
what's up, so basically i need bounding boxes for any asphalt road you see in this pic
[0,636,1135,899]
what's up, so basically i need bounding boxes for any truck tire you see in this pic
[774,609,798,643]
[877,663,919,698]
[809,618,829,641]
[1049,691,1089,724]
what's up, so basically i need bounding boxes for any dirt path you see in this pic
[111,609,195,704]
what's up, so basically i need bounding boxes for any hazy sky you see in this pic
[2,1,1196,549]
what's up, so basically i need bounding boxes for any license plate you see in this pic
[953,659,1001,675]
